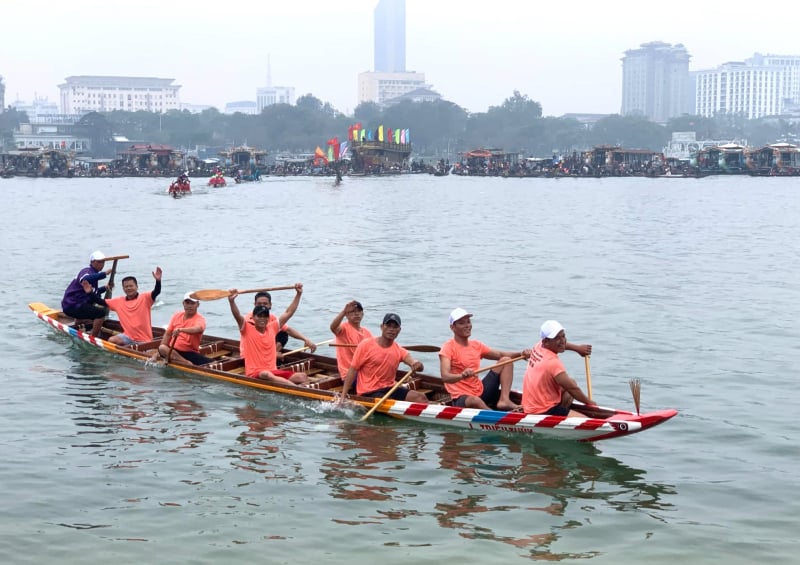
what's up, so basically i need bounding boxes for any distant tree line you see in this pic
[6,91,799,158]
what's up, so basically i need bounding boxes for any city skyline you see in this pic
[2,0,800,117]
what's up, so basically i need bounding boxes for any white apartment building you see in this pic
[256,86,295,112]
[694,62,784,119]
[621,42,692,123]
[748,53,800,107]
[357,71,427,106]
[58,76,180,114]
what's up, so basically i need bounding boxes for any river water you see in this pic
[0,174,798,564]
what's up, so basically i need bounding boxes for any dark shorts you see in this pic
[452,370,501,408]
[64,303,106,320]
[543,404,569,416]
[176,350,213,366]
[363,385,412,401]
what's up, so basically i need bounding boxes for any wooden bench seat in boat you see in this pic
[126,339,162,353]
[199,340,232,359]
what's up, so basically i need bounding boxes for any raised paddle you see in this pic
[329,343,440,353]
[189,286,296,301]
[283,338,334,356]
[359,367,415,421]
[102,255,129,300]
[585,356,593,401]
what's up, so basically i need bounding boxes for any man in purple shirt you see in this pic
[61,250,113,337]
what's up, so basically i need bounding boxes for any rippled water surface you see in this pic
[1,174,798,564]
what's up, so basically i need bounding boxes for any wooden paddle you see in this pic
[189,286,296,301]
[475,355,526,375]
[330,343,440,353]
[102,255,129,300]
[283,338,334,356]
[585,356,593,401]
[359,367,415,421]
[165,333,179,366]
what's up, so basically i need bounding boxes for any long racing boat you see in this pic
[29,302,677,442]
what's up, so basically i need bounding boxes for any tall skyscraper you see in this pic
[621,41,692,122]
[374,0,405,73]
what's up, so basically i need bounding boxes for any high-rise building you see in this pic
[359,0,427,107]
[374,0,405,73]
[59,76,180,114]
[621,41,692,123]
[694,62,784,119]
[0,75,5,113]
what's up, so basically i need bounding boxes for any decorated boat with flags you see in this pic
[348,123,412,175]
[28,301,677,442]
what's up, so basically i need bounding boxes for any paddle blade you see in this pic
[629,378,641,415]
[404,345,441,353]
[189,289,230,301]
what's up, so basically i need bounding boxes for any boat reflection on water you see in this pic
[59,356,213,462]
[323,420,430,505]
[322,422,675,558]
[432,431,676,559]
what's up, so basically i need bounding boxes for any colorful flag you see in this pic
[314,146,328,165]
[378,125,384,142]
[339,141,349,160]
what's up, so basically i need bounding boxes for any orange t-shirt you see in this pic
[106,293,155,342]
[334,322,374,376]
[350,338,408,395]
[522,341,567,414]
[241,313,285,359]
[240,317,280,377]
[166,311,206,353]
[439,339,491,399]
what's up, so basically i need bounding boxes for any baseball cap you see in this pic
[252,305,270,317]
[183,292,199,303]
[89,250,106,262]
[448,307,472,324]
[382,313,401,326]
[540,320,565,339]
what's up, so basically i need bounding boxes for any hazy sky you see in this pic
[2,0,799,117]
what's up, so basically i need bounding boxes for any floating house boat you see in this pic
[585,145,662,176]
[747,142,800,176]
[694,143,748,175]
[116,144,185,175]
[219,145,269,175]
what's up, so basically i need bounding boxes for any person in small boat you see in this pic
[522,320,595,417]
[61,250,114,337]
[338,313,428,404]
[95,267,162,345]
[330,300,374,377]
[156,293,213,365]
[228,287,310,386]
[439,308,530,412]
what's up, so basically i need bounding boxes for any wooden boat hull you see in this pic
[29,302,677,442]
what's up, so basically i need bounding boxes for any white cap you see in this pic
[540,320,565,339]
[89,250,106,262]
[449,307,472,325]
[183,292,199,303]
